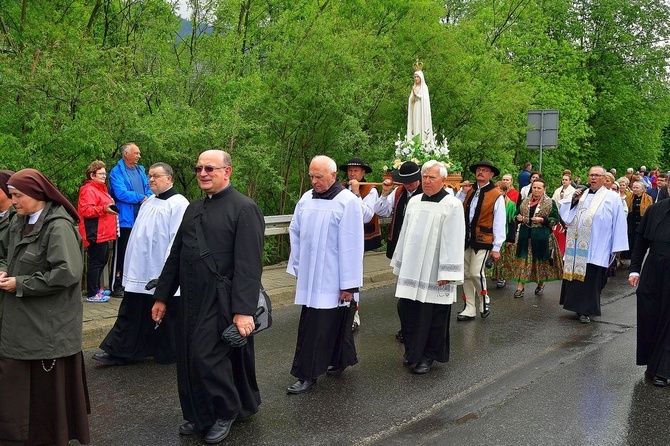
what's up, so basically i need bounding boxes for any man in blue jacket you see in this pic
[108,142,151,296]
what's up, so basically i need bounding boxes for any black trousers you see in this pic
[291,305,357,380]
[110,227,132,291]
[398,298,451,364]
[100,292,176,363]
[86,241,109,297]
[559,263,607,316]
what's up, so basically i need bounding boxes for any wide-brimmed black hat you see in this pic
[469,160,500,177]
[339,157,372,173]
[391,161,421,184]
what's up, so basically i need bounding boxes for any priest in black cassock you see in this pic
[628,198,670,387]
[152,150,265,444]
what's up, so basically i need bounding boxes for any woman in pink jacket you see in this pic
[77,160,118,302]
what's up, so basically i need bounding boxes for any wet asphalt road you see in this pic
[84,271,670,445]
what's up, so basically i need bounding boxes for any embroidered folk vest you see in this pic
[464,182,503,250]
[342,181,381,251]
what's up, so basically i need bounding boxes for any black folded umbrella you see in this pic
[145,278,159,291]
[221,307,266,347]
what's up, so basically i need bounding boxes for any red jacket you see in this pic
[77,180,117,247]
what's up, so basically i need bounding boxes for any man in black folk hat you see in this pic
[458,160,506,321]
[340,157,381,252]
[375,161,423,259]
[375,161,423,342]
[340,157,380,331]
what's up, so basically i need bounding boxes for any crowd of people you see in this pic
[1,149,669,446]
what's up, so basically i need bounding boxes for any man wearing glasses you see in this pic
[151,151,265,443]
[458,161,506,321]
[108,142,152,297]
[558,166,628,324]
[93,163,188,366]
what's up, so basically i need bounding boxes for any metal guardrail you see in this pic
[264,215,391,236]
[264,215,293,236]
[96,215,389,289]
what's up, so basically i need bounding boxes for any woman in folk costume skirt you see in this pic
[489,181,517,288]
[510,178,564,298]
[0,169,90,445]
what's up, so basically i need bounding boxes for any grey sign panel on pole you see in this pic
[527,109,558,173]
[527,109,558,148]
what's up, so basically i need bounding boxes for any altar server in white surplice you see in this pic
[285,155,364,395]
[391,160,465,375]
[558,165,628,324]
[94,162,188,366]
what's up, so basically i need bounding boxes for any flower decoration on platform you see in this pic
[384,133,462,174]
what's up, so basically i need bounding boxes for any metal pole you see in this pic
[539,111,545,173]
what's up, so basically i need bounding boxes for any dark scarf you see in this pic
[0,170,15,197]
[313,181,345,200]
[8,169,79,223]
[421,188,447,203]
[156,186,179,200]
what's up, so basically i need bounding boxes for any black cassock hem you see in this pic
[291,305,357,380]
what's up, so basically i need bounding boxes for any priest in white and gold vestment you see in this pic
[391,160,465,374]
[558,165,628,324]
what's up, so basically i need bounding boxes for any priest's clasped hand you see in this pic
[339,290,354,303]
[151,301,166,324]
[233,314,256,337]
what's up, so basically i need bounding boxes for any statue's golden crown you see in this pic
[413,59,423,71]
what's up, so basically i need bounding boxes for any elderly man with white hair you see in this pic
[285,155,364,394]
[391,160,465,374]
[559,166,628,324]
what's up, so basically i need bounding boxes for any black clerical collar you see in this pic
[588,188,597,194]
[313,181,345,200]
[156,186,178,200]
[206,184,233,201]
[422,188,448,202]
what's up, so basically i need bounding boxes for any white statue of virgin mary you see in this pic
[406,68,434,145]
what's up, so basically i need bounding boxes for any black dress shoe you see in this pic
[396,329,404,343]
[481,301,491,318]
[203,419,234,444]
[457,314,475,321]
[287,379,317,394]
[412,357,434,375]
[179,421,203,436]
[92,351,127,365]
[326,366,343,376]
[652,376,669,387]
[578,314,591,324]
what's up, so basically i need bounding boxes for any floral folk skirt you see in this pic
[509,235,564,285]
[491,242,514,281]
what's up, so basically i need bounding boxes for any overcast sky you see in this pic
[176,0,191,19]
